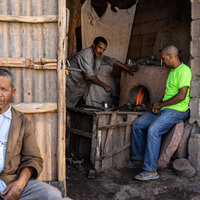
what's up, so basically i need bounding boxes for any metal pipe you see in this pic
[66,59,82,72]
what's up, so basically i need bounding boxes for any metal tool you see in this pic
[91,100,109,108]
[66,59,82,72]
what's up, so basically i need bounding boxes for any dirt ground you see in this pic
[66,161,200,200]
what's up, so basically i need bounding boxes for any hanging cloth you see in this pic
[81,0,138,106]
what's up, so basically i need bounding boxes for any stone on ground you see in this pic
[173,158,196,177]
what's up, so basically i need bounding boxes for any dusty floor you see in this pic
[66,161,200,200]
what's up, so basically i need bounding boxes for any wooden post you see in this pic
[57,0,68,195]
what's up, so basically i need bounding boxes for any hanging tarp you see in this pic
[81,0,137,106]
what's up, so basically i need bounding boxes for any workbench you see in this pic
[66,108,146,171]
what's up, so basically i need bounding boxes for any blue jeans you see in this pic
[131,108,189,172]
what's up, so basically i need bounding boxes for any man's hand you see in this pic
[1,167,34,200]
[151,102,162,114]
[104,85,113,93]
[1,180,24,200]
[128,66,139,75]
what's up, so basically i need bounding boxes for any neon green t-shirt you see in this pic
[160,63,192,112]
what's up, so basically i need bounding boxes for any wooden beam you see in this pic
[96,142,131,161]
[0,57,26,67]
[0,57,57,69]
[0,14,58,23]
[33,58,57,64]
[57,0,67,187]
[33,64,57,70]
[11,102,57,113]
[98,120,135,130]
[66,127,92,139]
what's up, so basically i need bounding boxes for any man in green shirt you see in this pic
[128,45,192,181]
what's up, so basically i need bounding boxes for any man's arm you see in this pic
[1,167,34,200]
[151,86,189,113]
[89,76,113,93]
[113,60,139,75]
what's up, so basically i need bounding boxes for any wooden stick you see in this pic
[0,14,58,23]
[98,120,135,130]
[11,102,57,113]
[66,127,92,139]
[57,0,67,187]
[96,142,131,161]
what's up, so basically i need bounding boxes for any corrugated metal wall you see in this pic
[0,0,60,181]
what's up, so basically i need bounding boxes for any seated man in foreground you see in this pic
[128,45,192,180]
[0,68,63,199]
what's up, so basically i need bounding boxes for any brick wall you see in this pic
[190,0,200,126]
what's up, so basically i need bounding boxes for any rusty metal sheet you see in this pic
[0,0,60,182]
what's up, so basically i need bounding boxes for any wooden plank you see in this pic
[98,120,135,130]
[0,14,58,23]
[124,115,138,163]
[103,113,117,154]
[102,113,117,170]
[33,64,57,70]
[33,58,57,64]
[67,107,96,115]
[96,143,131,161]
[100,114,112,170]
[11,102,57,113]
[66,127,92,139]
[0,57,26,67]
[0,57,57,69]
[95,111,146,115]
[90,115,101,171]
[57,0,67,190]
[113,114,124,168]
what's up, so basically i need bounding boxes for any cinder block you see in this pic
[189,98,200,118]
[191,0,200,20]
[158,122,184,168]
[188,133,200,176]
[190,77,200,98]
[190,39,200,57]
[191,20,200,39]
[189,98,200,125]
[190,58,200,76]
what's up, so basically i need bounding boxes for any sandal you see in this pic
[125,161,143,169]
[134,171,159,181]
